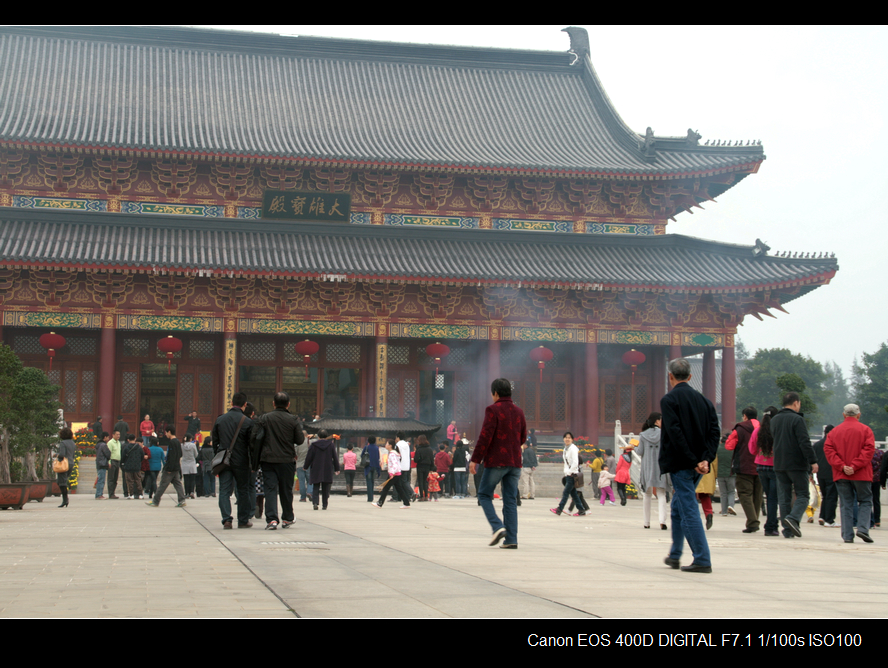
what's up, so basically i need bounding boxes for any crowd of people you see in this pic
[58,359,882,564]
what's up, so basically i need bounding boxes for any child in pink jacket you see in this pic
[598,466,616,505]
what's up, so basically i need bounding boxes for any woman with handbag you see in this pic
[55,427,76,508]
[551,432,584,516]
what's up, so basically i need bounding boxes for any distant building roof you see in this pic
[0,26,764,178]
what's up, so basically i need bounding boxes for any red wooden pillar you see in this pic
[669,345,682,362]
[98,319,116,425]
[652,347,667,411]
[585,339,599,444]
[572,345,584,436]
[721,345,736,431]
[702,350,717,405]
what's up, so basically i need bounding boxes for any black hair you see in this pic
[202,436,213,447]
[166,425,176,435]
[318,429,328,439]
[782,392,800,407]
[605,448,613,456]
[368,436,376,444]
[396,431,404,440]
[102,431,110,439]
[490,377,512,397]
[439,444,446,451]
[185,433,194,441]
[244,402,256,418]
[126,433,136,441]
[273,391,289,408]
[642,412,662,431]
[59,427,73,440]
[232,391,247,407]
[563,431,574,439]
[347,443,354,450]
[757,406,780,457]
[742,406,758,420]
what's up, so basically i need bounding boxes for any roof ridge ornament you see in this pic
[562,26,590,66]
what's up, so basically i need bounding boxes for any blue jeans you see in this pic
[776,469,809,536]
[557,475,582,513]
[297,467,313,501]
[669,468,711,567]
[836,479,872,542]
[478,466,521,546]
[218,467,252,526]
[453,471,468,497]
[364,467,377,501]
[95,468,107,498]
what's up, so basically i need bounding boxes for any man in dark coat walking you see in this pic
[771,391,818,539]
[251,391,304,530]
[146,426,187,507]
[211,392,254,529]
[470,378,526,549]
[659,358,720,573]
[304,429,340,510]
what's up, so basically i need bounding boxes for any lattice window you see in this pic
[635,384,647,423]
[122,371,137,414]
[284,345,318,362]
[198,373,214,415]
[388,345,410,365]
[189,340,215,359]
[64,370,78,414]
[554,382,566,421]
[448,347,467,366]
[179,373,194,414]
[540,383,552,421]
[620,385,632,422]
[326,343,360,364]
[80,370,95,414]
[48,369,60,387]
[435,399,445,425]
[387,377,400,414]
[434,373,444,389]
[455,379,471,421]
[12,335,43,355]
[122,337,149,358]
[240,341,275,361]
[524,383,536,421]
[604,384,616,422]
[67,337,97,356]
[403,378,417,416]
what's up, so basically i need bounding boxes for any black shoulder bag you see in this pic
[212,415,247,476]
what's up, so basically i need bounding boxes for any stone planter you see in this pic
[52,482,61,497]
[0,483,31,509]
[27,480,49,503]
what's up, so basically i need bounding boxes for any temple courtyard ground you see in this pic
[0,477,886,620]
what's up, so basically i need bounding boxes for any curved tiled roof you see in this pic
[0,26,764,177]
[0,209,836,294]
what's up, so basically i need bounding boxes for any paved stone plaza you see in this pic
[1,471,886,619]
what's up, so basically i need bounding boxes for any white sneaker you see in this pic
[372,502,381,508]
[609,501,616,506]
[824,522,838,527]
[399,505,410,509]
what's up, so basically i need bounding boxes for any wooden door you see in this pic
[600,375,650,435]
[513,373,569,434]
[177,364,216,437]
[385,370,419,418]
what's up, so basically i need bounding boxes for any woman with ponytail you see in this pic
[750,406,780,536]
[636,412,669,530]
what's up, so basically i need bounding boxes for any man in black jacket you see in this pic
[252,391,304,530]
[146,426,187,507]
[771,392,818,538]
[659,358,720,573]
[211,392,254,529]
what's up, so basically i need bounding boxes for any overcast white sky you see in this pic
[197,25,888,379]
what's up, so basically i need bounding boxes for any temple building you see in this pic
[0,26,837,443]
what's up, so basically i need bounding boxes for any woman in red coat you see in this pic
[615,446,633,506]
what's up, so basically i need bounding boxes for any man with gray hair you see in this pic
[659,358,720,573]
[824,403,875,543]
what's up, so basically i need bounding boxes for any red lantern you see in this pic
[294,340,319,380]
[425,342,450,380]
[529,345,554,382]
[157,335,183,374]
[39,331,66,371]
[622,348,647,401]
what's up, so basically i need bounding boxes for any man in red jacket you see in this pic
[824,404,876,544]
[470,378,526,549]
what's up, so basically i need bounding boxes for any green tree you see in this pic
[736,348,829,427]
[852,342,888,441]
[775,373,818,420]
[820,360,851,426]
[0,343,23,483]
[10,366,62,481]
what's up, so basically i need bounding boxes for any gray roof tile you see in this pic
[0,26,764,176]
